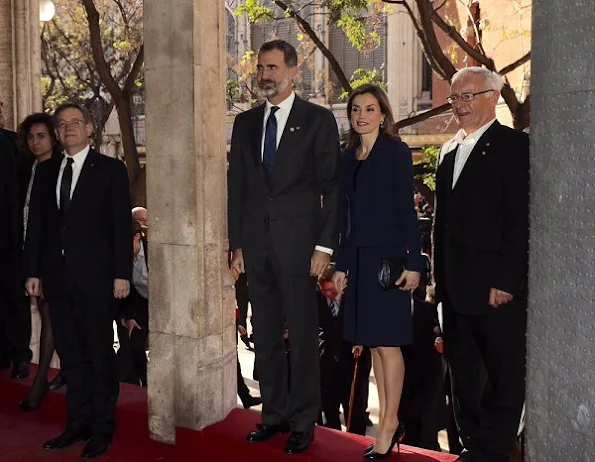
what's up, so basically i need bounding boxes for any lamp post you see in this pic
[39,0,56,22]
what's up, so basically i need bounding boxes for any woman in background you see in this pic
[18,113,63,411]
[333,85,423,459]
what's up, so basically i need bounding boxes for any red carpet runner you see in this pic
[0,367,456,461]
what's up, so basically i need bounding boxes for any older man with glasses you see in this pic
[433,67,529,462]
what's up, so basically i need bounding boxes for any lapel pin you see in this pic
[486,142,490,147]
[290,126,300,132]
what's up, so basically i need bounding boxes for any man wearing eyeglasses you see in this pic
[433,67,529,462]
[24,102,132,460]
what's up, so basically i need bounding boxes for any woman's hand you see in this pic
[395,270,420,292]
[352,345,363,358]
[332,271,348,294]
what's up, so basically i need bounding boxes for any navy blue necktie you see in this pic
[263,106,280,180]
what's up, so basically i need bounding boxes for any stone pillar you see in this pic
[386,0,421,125]
[0,0,41,130]
[144,0,236,444]
[527,1,595,460]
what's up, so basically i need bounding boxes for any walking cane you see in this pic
[346,347,361,433]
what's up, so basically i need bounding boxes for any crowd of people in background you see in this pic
[0,37,528,462]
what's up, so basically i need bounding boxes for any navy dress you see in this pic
[336,134,423,347]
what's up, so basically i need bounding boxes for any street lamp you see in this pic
[39,0,56,22]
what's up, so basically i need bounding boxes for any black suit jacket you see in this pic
[433,121,529,314]
[25,149,132,301]
[0,129,20,261]
[228,96,340,274]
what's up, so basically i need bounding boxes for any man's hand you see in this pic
[332,271,348,294]
[395,270,421,292]
[125,319,142,337]
[489,288,513,308]
[310,250,330,277]
[231,249,245,274]
[26,278,41,297]
[237,324,247,336]
[114,279,130,299]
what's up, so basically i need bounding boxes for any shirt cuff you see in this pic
[315,245,333,256]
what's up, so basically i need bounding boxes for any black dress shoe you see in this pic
[0,356,10,369]
[242,396,262,409]
[43,430,92,450]
[284,431,314,455]
[48,374,66,391]
[81,437,112,460]
[455,450,474,461]
[246,423,290,443]
[11,362,29,379]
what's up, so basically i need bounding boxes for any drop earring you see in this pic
[380,120,385,128]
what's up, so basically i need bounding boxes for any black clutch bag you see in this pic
[378,257,407,290]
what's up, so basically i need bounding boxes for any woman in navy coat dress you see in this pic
[333,84,423,460]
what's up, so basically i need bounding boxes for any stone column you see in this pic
[527,1,595,460]
[386,0,420,125]
[144,0,236,444]
[0,0,41,130]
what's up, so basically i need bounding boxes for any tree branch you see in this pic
[424,0,495,71]
[123,44,144,97]
[498,51,531,76]
[394,103,451,130]
[273,0,352,93]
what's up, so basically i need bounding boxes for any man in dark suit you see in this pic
[228,39,340,455]
[0,104,32,379]
[25,102,132,460]
[433,67,529,462]
[317,276,371,436]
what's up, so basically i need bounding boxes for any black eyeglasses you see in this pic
[446,89,494,104]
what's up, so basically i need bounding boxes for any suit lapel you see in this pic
[453,121,499,192]
[249,104,266,182]
[67,150,99,214]
[439,147,457,193]
[49,157,62,214]
[272,96,307,178]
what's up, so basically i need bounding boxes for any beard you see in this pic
[259,78,289,98]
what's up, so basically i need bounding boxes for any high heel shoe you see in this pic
[19,381,49,412]
[363,422,405,460]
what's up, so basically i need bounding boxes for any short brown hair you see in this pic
[343,84,397,148]
[54,102,91,123]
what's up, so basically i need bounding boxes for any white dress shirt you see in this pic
[133,242,149,300]
[451,118,496,188]
[261,92,332,256]
[261,91,296,157]
[55,145,90,207]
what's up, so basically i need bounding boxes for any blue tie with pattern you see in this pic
[263,106,280,181]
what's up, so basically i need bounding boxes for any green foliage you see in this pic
[236,0,381,52]
[41,0,143,122]
[414,146,439,191]
[226,79,242,103]
[339,68,386,99]
[234,0,275,22]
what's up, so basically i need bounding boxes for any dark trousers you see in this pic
[50,274,119,438]
[399,350,443,451]
[320,342,371,435]
[246,242,320,432]
[235,273,249,330]
[0,260,32,364]
[442,293,526,462]
[128,297,148,387]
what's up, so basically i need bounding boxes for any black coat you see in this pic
[433,121,530,314]
[0,129,20,261]
[24,150,133,300]
[227,96,340,274]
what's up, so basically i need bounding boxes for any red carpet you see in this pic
[0,366,456,461]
